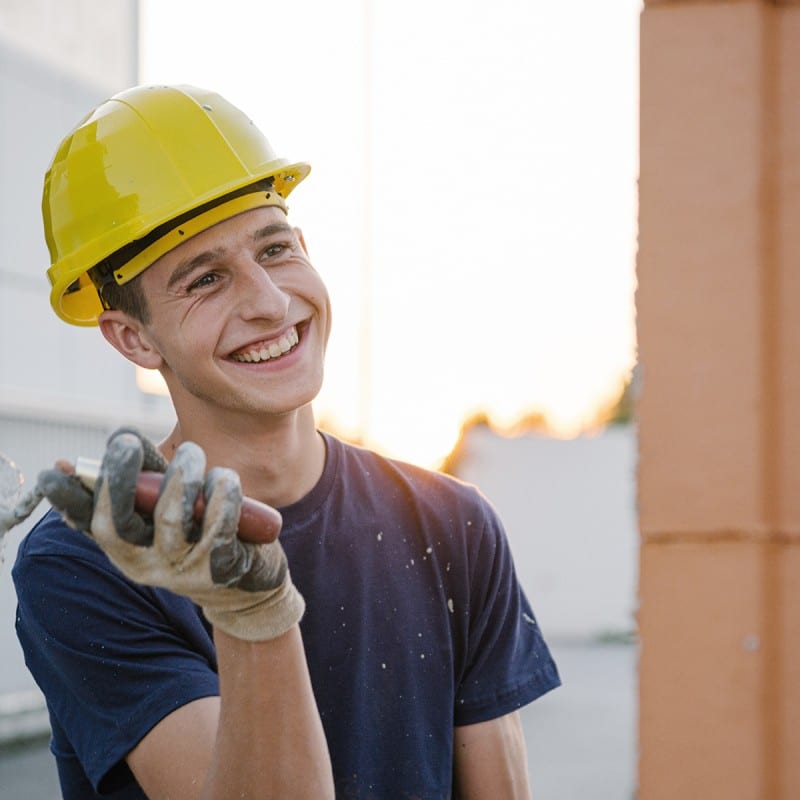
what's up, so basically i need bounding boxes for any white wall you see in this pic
[0,0,176,713]
[0,0,138,88]
[0,6,175,427]
[452,424,638,640]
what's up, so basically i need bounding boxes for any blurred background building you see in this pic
[0,0,174,747]
[0,0,173,446]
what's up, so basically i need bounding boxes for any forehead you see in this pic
[141,205,291,288]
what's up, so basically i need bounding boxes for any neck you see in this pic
[159,404,325,508]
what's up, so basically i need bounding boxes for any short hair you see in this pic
[98,271,151,323]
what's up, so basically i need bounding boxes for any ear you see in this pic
[98,310,164,370]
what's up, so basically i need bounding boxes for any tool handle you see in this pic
[69,459,281,544]
[134,472,282,544]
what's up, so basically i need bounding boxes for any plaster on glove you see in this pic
[37,426,168,534]
[42,429,304,641]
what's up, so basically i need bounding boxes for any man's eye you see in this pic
[260,243,288,260]
[188,273,218,291]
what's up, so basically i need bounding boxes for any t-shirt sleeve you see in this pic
[13,516,220,795]
[452,498,560,726]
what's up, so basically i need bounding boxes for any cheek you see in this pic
[307,270,332,342]
[321,288,333,345]
[147,320,211,367]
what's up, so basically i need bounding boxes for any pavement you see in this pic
[524,640,637,799]
[0,640,638,799]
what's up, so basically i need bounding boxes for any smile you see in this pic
[230,326,300,363]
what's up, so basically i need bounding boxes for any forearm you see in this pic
[452,713,532,799]
[203,625,334,800]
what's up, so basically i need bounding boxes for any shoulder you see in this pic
[12,508,178,621]
[328,432,488,507]
[324,433,502,543]
[13,507,109,577]
[12,509,132,631]
[13,508,213,672]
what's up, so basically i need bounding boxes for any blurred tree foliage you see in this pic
[441,370,636,475]
[595,372,636,427]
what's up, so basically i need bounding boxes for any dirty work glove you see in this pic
[38,429,304,642]
[37,427,169,534]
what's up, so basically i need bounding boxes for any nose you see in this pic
[234,260,291,320]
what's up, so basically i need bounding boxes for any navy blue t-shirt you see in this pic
[14,433,560,799]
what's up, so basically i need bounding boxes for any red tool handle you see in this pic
[63,459,281,544]
[134,472,282,544]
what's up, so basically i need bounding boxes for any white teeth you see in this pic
[231,326,300,363]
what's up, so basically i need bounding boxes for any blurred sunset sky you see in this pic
[139,0,641,467]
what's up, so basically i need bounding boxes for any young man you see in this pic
[13,84,560,799]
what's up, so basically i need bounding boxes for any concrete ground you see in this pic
[0,640,637,799]
[524,640,637,799]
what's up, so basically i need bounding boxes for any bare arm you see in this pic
[127,625,333,800]
[453,711,532,800]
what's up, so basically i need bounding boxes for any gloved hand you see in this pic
[37,428,304,642]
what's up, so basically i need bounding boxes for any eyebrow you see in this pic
[253,222,294,241]
[166,249,225,291]
[165,223,294,290]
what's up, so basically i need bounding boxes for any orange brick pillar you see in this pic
[637,1,800,798]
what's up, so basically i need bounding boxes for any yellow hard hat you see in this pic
[43,84,310,326]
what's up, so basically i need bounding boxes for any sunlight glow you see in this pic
[139,0,640,467]
[136,367,169,398]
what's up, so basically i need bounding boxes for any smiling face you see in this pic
[103,206,332,429]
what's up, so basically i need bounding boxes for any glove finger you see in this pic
[206,465,286,592]
[233,543,288,592]
[94,433,153,546]
[109,427,169,473]
[204,468,251,586]
[154,441,205,556]
[37,469,94,532]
